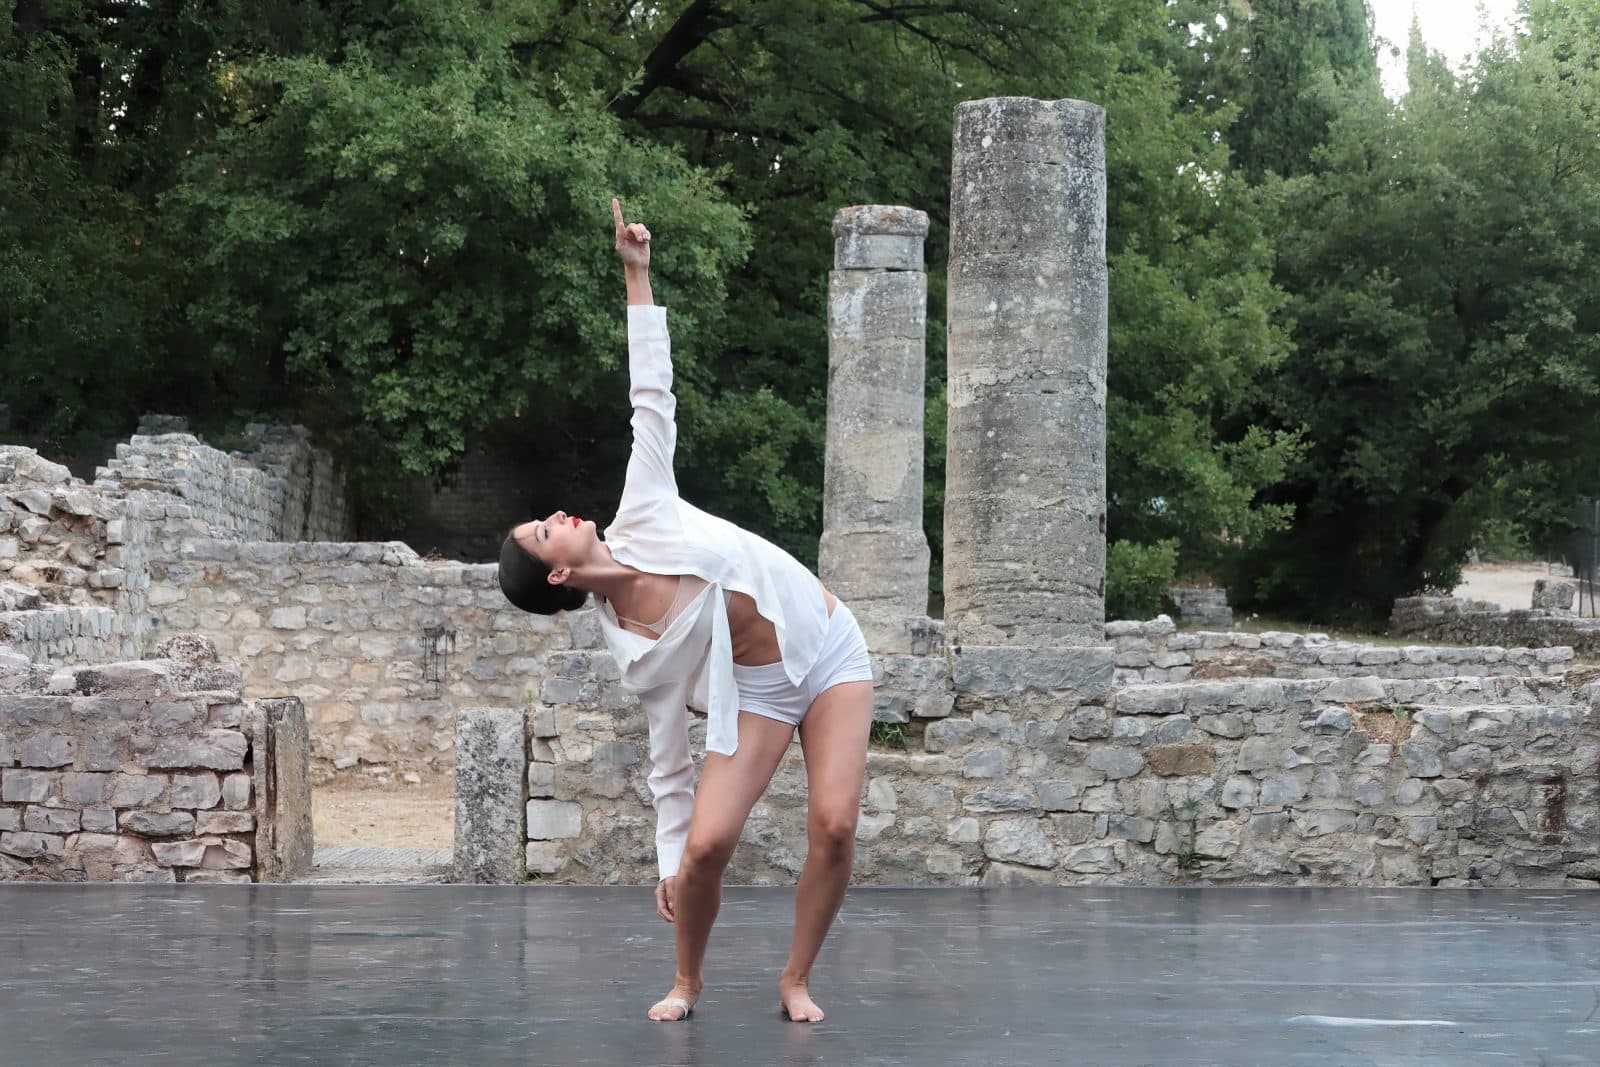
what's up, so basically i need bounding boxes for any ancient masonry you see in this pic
[5,95,1599,887]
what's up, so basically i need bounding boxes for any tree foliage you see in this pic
[1240,0,1600,619]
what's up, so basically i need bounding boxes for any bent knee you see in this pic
[809,811,858,855]
[682,833,738,874]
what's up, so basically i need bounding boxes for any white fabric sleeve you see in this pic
[614,305,678,521]
[640,679,696,881]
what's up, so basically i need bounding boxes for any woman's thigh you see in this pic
[796,681,874,825]
[686,710,797,851]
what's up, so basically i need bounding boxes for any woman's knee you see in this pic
[808,810,858,860]
[682,831,738,875]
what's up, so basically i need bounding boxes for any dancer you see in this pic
[498,199,874,1023]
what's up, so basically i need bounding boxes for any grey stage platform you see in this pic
[0,886,1595,1066]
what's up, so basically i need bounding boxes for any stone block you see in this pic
[119,811,195,837]
[1145,744,1214,777]
[454,707,528,883]
[1259,775,1306,807]
[527,800,583,841]
[108,773,167,808]
[982,818,1056,868]
[61,772,108,806]
[170,773,222,809]
[1039,780,1080,812]
[950,646,1115,700]
[1087,747,1144,780]
[2,770,56,804]
[255,697,312,882]
[148,730,247,770]
[23,806,79,833]
[1220,776,1257,809]
[80,808,116,833]
[961,788,1037,813]
[962,748,1006,779]
[0,831,64,859]
[0,696,69,727]
[866,778,897,812]
[220,773,251,811]
[924,719,975,753]
[1401,740,1443,778]
[195,811,254,834]
[525,842,569,876]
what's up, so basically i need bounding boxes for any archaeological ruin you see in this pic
[2,96,1595,889]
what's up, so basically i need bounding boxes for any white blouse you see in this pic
[596,304,830,881]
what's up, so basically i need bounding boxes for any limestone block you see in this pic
[1145,744,1214,777]
[1038,780,1080,812]
[119,811,194,836]
[2,770,56,803]
[951,645,1115,701]
[23,806,78,833]
[147,731,247,770]
[195,811,254,834]
[962,748,1006,779]
[1087,747,1144,780]
[0,831,65,859]
[198,771,242,812]
[527,800,583,841]
[924,719,974,753]
[961,788,1037,813]
[983,818,1056,868]
[525,842,568,876]
[170,773,221,810]
[454,707,527,884]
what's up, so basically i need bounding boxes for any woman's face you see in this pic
[514,510,599,576]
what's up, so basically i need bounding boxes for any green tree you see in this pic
[1241,1,1600,620]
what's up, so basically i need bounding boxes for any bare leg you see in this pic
[648,710,795,1021]
[780,680,873,1022]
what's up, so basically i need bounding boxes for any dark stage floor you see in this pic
[0,885,1596,1066]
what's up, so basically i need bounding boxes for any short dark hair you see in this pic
[498,529,587,614]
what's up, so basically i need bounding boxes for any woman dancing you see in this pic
[498,199,874,1023]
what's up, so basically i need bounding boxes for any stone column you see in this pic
[818,205,932,645]
[453,706,527,884]
[944,97,1108,648]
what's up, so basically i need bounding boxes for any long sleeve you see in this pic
[639,679,696,881]
[613,305,679,524]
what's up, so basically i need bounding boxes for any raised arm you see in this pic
[614,197,654,307]
[612,199,679,519]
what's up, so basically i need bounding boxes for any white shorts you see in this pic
[732,603,873,728]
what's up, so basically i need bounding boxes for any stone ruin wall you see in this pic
[1108,618,1577,684]
[0,638,311,883]
[0,447,153,664]
[146,539,566,776]
[506,613,1599,889]
[1393,596,1600,658]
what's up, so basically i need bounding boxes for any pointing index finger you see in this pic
[611,198,625,236]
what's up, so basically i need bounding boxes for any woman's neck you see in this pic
[567,544,647,607]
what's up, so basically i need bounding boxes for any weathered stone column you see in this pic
[453,706,527,883]
[818,205,932,649]
[944,97,1108,648]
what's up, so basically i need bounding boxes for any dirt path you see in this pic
[1451,562,1571,610]
[312,773,453,849]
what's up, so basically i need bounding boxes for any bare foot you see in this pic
[647,979,701,1022]
[779,975,824,1023]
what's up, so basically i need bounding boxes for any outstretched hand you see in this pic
[613,198,651,272]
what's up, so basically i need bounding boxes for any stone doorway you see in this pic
[300,763,455,884]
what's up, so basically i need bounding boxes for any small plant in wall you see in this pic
[1164,794,1201,872]
[869,721,909,749]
